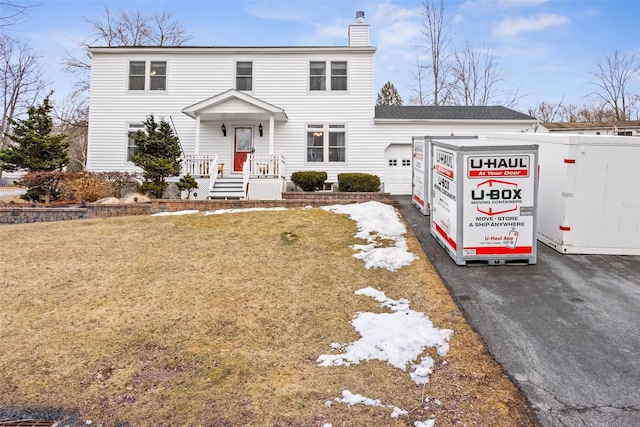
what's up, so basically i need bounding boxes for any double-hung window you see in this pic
[127,123,145,161]
[128,61,146,90]
[309,62,326,91]
[309,61,347,91]
[236,61,253,91]
[330,62,347,91]
[306,124,346,163]
[128,60,167,91]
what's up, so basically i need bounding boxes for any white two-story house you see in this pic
[86,11,537,198]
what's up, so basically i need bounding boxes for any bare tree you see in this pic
[589,51,640,121]
[416,0,454,106]
[408,54,429,105]
[0,1,29,32]
[449,44,503,106]
[53,96,88,172]
[528,100,563,123]
[64,6,193,93]
[0,36,46,150]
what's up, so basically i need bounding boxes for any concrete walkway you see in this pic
[394,195,640,427]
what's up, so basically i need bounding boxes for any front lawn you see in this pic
[0,204,535,426]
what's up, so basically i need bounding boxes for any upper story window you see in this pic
[306,124,346,163]
[236,61,253,91]
[128,61,146,90]
[149,61,166,90]
[310,61,348,91]
[310,62,326,91]
[331,62,347,91]
[128,60,166,91]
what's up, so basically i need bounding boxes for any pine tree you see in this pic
[0,94,68,172]
[376,81,404,106]
[131,114,182,198]
[176,174,198,199]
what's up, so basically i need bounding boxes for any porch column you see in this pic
[194,115,201,155]
[268,114,275,155]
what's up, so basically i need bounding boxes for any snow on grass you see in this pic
[334,390,383,407]
[323,201,417,271]
[317,286,453,378]
[178,202,448,426]
[151,210,200,216]
[205,207,288,215]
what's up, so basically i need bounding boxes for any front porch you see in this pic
[178,90,290,200]
[180,154,287,200]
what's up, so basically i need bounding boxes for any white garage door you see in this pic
[384,144,412,195]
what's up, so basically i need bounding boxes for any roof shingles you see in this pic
[375,105,535,121]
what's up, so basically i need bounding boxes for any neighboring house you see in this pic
[86,11,537,198]
[541,120,640,136]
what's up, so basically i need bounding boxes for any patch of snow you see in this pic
[410,356,436,385]
[391,407,408,418]
[323,201,417,271]
[205,207,288,215]
[151,210,199,216]
[317,287,453,380]
[334,390,382,407]
[414,420,435,427]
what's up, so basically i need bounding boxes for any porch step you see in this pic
[209,177,245,200]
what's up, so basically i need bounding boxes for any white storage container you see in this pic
[430,138,539,265]
[487,133,640,255]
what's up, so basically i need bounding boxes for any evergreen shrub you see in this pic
[290,171,327,191]
[337,173,380,192]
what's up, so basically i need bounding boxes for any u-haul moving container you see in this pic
[412,136,477,215]
[487,133,640,255]
[430,138,539,265]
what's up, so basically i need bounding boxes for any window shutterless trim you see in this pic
[127,60,168,92]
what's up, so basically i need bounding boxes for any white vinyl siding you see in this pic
[87,46,533,191]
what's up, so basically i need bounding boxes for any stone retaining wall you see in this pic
[0,193,396,225]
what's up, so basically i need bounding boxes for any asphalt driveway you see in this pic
[394,195,640,427]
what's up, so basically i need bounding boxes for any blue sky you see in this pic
[9,0,640,114]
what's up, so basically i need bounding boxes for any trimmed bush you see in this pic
[290,171,327,192]
[338,173,381,192]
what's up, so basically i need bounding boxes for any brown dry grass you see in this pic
[0,207,536,426]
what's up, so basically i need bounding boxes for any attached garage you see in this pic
[384,144,412,195]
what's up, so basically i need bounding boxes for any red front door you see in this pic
[234,127,253,172]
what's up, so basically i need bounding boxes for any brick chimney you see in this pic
[349,11,369,47]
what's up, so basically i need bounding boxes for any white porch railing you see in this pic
[250,154,286,178]
[182,155,217,177]
[182,153,286,199]
[181,154,220,197]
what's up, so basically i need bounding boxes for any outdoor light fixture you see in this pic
[258,123,263,137]
[221,123,227,136]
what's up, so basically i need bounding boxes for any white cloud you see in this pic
[494,13,569,36]
[462,0,548,11]
[497,0,548,8]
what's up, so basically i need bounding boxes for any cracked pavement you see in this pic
[394,195,640,427]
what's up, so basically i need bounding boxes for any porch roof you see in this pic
[182,89,288,121]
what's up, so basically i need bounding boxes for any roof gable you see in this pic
[182,90,288,121]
